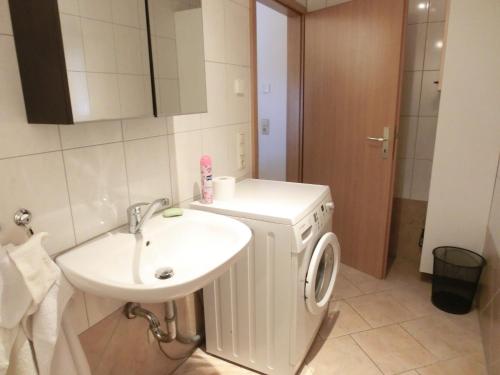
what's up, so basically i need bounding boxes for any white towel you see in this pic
[0,243,34,375]
[3,233,90,375]
[0,245,31,329]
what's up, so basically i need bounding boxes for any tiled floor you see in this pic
[174,258,487,375]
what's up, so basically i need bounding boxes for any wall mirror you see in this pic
[147,0,208,117]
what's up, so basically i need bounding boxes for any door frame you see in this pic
[250,0,306,180]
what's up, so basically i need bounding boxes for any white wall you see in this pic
[0,0,252,332]
[257,2,287,181]
[420,0,500,273]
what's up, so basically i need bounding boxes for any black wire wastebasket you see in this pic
[432,247,486,314]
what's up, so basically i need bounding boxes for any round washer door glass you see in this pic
[305,232,341,315]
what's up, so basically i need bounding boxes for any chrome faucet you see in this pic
[127,198,169,234]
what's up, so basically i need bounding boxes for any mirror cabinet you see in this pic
[8,0,207,124]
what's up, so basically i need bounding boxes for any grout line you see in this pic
[119,122,132,207]
[398,322,440,363]
[56,127,78,248]
[349,334,386,374]
[204,59,251,69]
[0,148,62,162]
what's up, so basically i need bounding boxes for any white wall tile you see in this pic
[200,62,227,128]
[202,0,226,63]
[114,25,144,75]
[81,18,116,73]
[86,72,121,120]
[419,70,441,116]
[415,116,438,160]
[326,0,351,7]
[408,0,429,24]
[168,131,202,203]
[404,23,427,71]
[65,291,89,334]
[78,0,112,22]
[59,120,122,149]
[411,159,433,201]
[122,117,167,140]
[395,158,414,199]
[231,0,249,8]
[0,36,61,159]
[224,0,250,66]
[401,71,422,116]
[111,0,139,27]
[158,78,181,115]
[424,22,445,70]
[225,65,251,125]
[397,117,418,159]
[67,71,91,122]
[167,114,201,134]
[118,75,152,119]
[124,136,172,203]
[0,0,11,35]
[84,294,124,327]
[58,0,80,16]
[148,0,175,38]
[428,0,447,22]
[202,127,232,177]
[64,143,129,243]
[307,0,327,11]
[60,14,86,72]
[155,36,178,79]
[0,152,75,254]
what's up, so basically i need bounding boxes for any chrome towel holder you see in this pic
[14,208,34,237]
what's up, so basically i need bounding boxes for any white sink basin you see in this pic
[56,209,251,303]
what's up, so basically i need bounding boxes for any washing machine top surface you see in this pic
[190,179,331,225]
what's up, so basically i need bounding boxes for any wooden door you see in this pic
[303,0,406,278]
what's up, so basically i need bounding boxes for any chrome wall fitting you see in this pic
[14,208,34,237]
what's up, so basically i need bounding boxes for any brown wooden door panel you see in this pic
[303,0,406,278]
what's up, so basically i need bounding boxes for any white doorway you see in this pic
[256,2,288,181]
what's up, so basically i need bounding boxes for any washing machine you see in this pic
[190,179,341,374]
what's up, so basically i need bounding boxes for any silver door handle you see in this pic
[366,127,390,159]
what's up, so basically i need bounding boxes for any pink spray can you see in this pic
[200,155,213,204]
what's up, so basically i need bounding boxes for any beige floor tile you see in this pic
[331,274,363,301]
[346,292,417,328]
[318,301,370,339]
[401,314,483,360]
[399,371,419,375]
[341,264,398,293]
[173,349,257,374]
[416,354,487,375]
[352,325,437,375]
[438,309,481,335]
[384,286,436,318]
[304,335,382,375]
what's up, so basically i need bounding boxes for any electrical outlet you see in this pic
[237,132,245,170]
[261,119,270,135]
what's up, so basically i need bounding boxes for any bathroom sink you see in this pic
[56,209,252,303]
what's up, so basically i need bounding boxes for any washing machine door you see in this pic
[305,232,341,315]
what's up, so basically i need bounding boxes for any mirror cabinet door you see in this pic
[59,0,153,122]
[147,0,208,117]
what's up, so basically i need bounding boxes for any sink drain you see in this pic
[155,267,174,280]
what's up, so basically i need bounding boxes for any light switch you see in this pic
[234,79,245,96]
[262,83,271,94]
[261,119,270,135]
